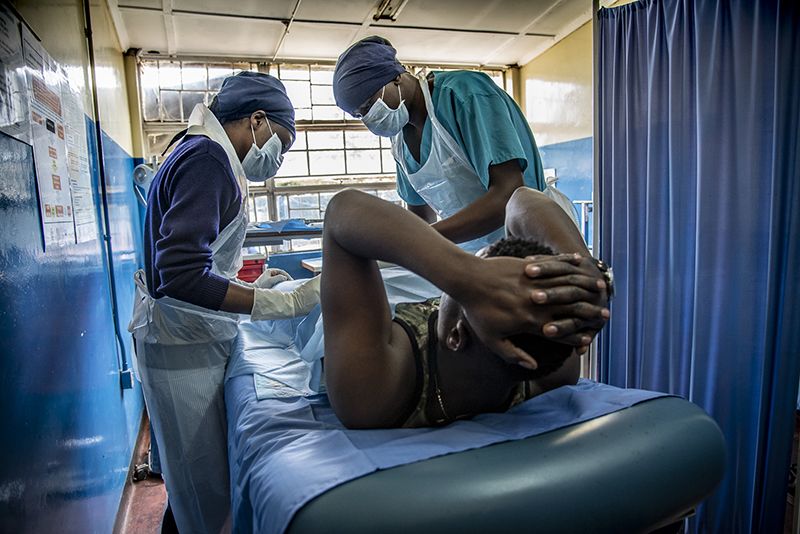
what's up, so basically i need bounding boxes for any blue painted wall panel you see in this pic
[90,120,145,448]
[538,136,593,201]
[267,251,319,280]
[538,136,593,244]
[0,118,143,533]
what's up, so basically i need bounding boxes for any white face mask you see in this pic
[361,84,409,137]
[242,119,283,181]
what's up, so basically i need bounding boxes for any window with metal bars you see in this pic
[138,58,507,252]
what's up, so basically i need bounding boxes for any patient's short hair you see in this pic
[484,237,574,378]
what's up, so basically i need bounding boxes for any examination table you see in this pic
[286,395,723,533]
[225,273,725,534]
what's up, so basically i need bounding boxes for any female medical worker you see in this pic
[129,72,319,534]
[332,36,547,251]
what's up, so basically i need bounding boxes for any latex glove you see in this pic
[235,269,292,289]
[254,268,293,289]
[251,276,320,321]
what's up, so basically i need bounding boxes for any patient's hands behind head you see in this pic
[442,237,592,378]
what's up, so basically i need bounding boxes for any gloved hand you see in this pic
[254,268,292,288]
[251,276,321,321]
[235,269,292,289]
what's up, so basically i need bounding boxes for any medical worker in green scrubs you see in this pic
[332,36,546,251]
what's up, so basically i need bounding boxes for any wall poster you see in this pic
[1,14,100,249]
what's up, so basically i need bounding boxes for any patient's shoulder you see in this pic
[394,298,440,327]
[392,298,439,355]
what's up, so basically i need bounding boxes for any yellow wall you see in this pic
[12,1,90,103]
[87,0,134,155]
[519,22,592,147]
[13,0,134,155]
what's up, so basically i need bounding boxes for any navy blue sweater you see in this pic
[144,135,242,310]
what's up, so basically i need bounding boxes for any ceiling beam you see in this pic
[271,0,303,62]
[105,0,129,51]
[480,0,566,66]
[515,4,593,67]
[140,51,504,70]
[162,0,176,56]
[117,5,556,39]
[347,0,382,48]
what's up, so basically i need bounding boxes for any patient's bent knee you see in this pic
[324,189,369,223]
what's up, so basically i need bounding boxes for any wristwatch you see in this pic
[591,258,615,299]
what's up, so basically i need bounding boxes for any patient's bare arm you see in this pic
[321,189,607,427]
[507,187,610,345]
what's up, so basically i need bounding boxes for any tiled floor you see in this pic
[115,418,167,534]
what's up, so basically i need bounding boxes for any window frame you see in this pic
[136,56,508,252]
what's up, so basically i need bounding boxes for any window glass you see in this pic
[275,151,309,177]
[158,61,181,90]
[276,195,289,219]
[282,80,311,109]
[346,150,382,174]
[311,84,335,105]
[208,64,233,90]
[142,87,159,121]
[381,149,395,173]
[161,90,181,121]
[345,130,380,149]
[307,130,343,150]
[279,64,310,80]
[137,59,512,250]
[294,108,312,121]
[289,194,319,209]
[313,105,344,121]
[290,131,307,151]
[181,63,207,90]
[246,196,256,222]
[181,92,205,119]
[310,65,334,84]
[291,209,321,220]
[319,192,336,210]
[292,237,321,251]
[377,189,402,204]
[309,150,345,175]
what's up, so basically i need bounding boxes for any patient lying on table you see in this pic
[321,187,611,429]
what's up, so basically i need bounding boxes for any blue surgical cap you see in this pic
[333,36,406,115]
[210,71,295,140]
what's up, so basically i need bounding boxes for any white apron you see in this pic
[128,104,248,534]
[391,76,506,252]
[543,176,581,230]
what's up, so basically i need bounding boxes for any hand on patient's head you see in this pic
[521,252,610,347]
[443,237,609,373]
[442,255,551,371]
[440,292,573,379]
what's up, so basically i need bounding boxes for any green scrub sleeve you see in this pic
[451,93,529,188]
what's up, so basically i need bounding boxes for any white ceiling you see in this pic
[109,0,593,67]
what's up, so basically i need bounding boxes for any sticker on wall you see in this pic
[9,23,99,249]
[60,78,96,243]
[23,25,76,248]
[0,5,29,143]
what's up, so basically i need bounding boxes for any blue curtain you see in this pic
[597,1,800,531]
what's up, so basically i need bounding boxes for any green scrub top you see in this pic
[396,70,545,206]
